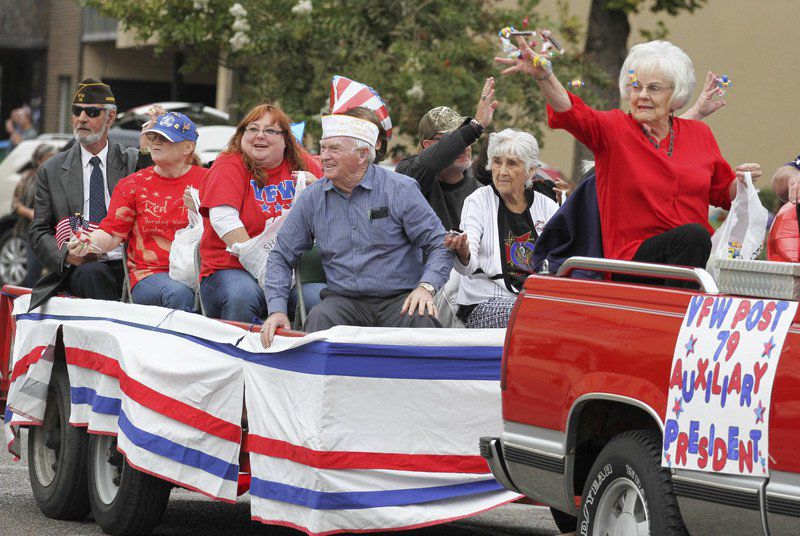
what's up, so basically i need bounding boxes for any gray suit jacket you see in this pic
[29,141,139,275]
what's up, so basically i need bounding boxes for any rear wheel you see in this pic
[27,361,91,519]
[577,430,687,536]
[88,434,171,535]
[0,229,28,286]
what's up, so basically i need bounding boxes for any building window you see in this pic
[82,7,118,42]
[58,76,72,133]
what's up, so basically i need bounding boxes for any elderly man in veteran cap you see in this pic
[261,114,453,347]
[29,78,143,302]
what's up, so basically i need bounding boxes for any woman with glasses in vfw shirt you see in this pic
[198,103,323,322]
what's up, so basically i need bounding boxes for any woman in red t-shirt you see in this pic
[199,103,323,322]
[496,39,761,273]
[68,111,207,311]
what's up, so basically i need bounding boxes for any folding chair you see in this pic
[194,242,207,316]
[120,243,134,303]
[293,244,326,328]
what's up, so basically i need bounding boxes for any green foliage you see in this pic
[81,0,592,142]
[604,0,706,15]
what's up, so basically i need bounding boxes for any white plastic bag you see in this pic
[169,188,203,291]
[707,171,768,277]
[227,172,308,287]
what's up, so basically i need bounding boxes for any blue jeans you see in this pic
[200,269,266,322]
[131,272,196,312]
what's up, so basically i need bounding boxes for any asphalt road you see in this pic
[0,429,567,536]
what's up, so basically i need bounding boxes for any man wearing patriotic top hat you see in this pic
[261,114,453,347]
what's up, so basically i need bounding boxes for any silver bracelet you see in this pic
[533,73,552,81]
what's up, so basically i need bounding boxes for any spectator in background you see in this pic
[5,106,38,147]
[13,143,56,287]
[395,78,498,231]
[199,103,324,322]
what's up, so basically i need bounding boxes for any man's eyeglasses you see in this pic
[631,83,673,96]
[71,105,104,118]
[244,126,284,137]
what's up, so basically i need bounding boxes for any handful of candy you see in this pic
[715,74,733,95]
[497,24,564,72]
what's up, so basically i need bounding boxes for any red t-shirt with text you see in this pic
[198,151,323,278]
[99,165,208,287]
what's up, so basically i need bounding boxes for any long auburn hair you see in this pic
[223,102,307,185]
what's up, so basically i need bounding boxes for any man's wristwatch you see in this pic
[469,118,485,137]
[419,282,436,296]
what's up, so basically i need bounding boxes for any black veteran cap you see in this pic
[73,78,116,105]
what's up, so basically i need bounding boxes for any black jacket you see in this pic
[395,119,483,230]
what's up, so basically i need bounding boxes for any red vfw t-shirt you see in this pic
[100,165,208,287]
[199,151,323,278]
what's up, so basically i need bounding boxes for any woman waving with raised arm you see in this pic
[496,39,760,275]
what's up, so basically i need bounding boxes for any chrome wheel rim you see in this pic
[593,478,649,536]
[31,397,60,487]
[93,435,122,505]
[0,236,27,286]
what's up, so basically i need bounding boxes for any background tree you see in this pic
[83,0,596,150]
[570,0,706,180]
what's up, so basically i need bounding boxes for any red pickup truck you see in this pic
[481,257,800,536]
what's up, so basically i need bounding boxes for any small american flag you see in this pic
[330,75,393,138]
[54,214,98,250]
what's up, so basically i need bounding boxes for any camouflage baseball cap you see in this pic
[418,106,465,141]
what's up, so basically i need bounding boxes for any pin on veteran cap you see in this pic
[74,78,116,105]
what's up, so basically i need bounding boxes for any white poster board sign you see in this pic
[662,295,797,476]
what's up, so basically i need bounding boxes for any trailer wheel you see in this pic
[550,506,577,533]
[27,361,90,519]
[88,434,171,536]
[577,430,687,536]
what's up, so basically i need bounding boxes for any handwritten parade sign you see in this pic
[662,296,797,476]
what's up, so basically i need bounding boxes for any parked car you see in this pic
[109,102,231,148]
[0,136,69,286]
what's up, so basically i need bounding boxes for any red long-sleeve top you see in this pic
[548,93,735,261]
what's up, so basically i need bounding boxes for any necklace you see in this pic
[640,122,675,157]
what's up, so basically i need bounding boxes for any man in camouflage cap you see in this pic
[395,77,498,231]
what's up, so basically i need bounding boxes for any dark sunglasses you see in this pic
[71,105,104,118]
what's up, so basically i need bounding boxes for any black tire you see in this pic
[577,430,688,536]
[27,360,91,520]
[0,227,28,286]
[88,434,171,536]
[550,506,578,533]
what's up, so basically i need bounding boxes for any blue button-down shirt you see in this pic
[265,165,452,314]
